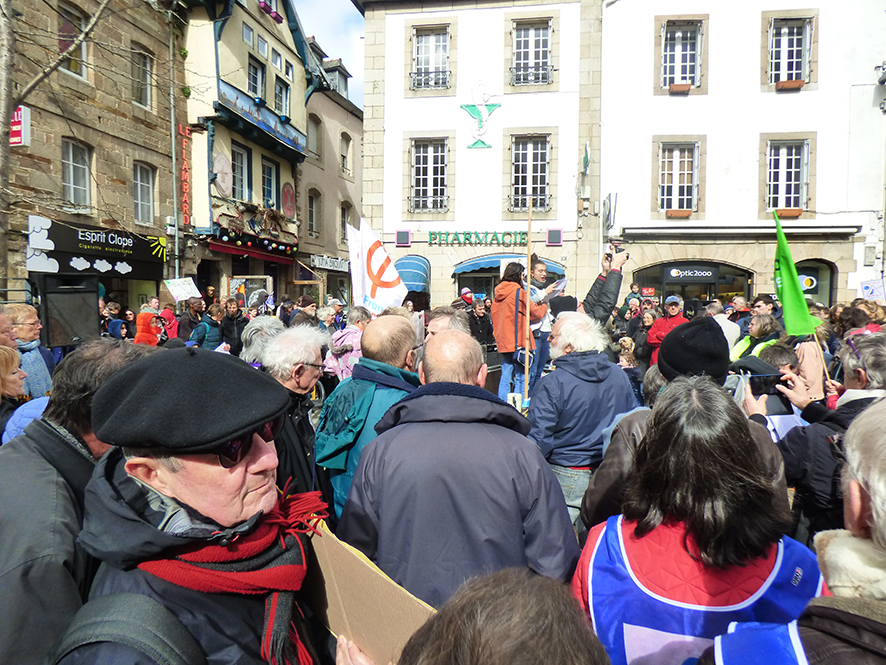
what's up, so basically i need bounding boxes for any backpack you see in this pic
[49,593,206,665]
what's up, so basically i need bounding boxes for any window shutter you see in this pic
[801,139,810,208]
[692,142,700,211]
[657,143,664,211]
[660,22,667,88]
[802,18,812,81]
[695,23,704,86]
[442,140,448,190]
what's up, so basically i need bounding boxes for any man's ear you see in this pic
[845,477,873,539]
[418,359,427,385]
[124,457,170,495]
[476,363,488,388]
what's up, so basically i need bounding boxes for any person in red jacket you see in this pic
[646,295,688,364]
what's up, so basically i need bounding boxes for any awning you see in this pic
[394,255,431,293]
[452,254,565,275]
[208,241,293,265]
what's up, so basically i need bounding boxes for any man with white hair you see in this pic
[339,330,578,608]
[239,315,286,367]
[262,325,334,510]
[527,312,637,526]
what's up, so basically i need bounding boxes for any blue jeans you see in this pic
[549,463,592,528]
[497,354,526,402]
[528,331,550,396]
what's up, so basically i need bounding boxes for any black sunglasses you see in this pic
[212,413,285,468]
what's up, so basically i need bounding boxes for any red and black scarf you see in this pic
[139,491,327,665]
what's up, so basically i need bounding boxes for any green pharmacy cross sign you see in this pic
[461,102,501,149]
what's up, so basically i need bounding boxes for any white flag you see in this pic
[348,219,407,316]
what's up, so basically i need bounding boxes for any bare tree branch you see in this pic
[13,0,113,107]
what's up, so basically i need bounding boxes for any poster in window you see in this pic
[229,276,273,313]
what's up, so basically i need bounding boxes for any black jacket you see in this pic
[0,419,98,665]
[468,312,495,346]
[582,271,623,323]
[176,310,201,340]
[338,382,580,608]
[219,312,249,356]
[770,393,881,545]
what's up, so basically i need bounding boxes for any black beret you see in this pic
[658,317,730,386]
[92,347,289,453]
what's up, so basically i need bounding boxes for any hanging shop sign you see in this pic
[428,231,528,247]
[26,215,166,281]
[311,254,349,272]
[10,106,31,147]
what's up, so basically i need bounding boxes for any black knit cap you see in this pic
[92,347,289,453]
[657,317,730,386]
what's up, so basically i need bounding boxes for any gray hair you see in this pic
[427,306,470,335]
[839,332,886,390]
[240,316,285,365]
[316,306,335,322]
[843,398,886,549]
[555,312,608,353]
[732,296,747,309]
[262,325,331,381]
[705,302,724,316]
[347,306,371,326]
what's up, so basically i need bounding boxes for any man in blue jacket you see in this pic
[338,330,578,608]
[315,315,421,518]
[528,312,637,526]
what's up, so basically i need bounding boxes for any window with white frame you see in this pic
[131,47,152,107]
[133,162,154,225]
[264,0,277,11]
[58,4,86,77]
[231,143,250,200]
[410,139,447,212]
[769,18,812,84]
[658,143,698,211]
[511,21,551,85]
[661,21,701,87]
[272,49,282,70]
[257,35,268,58]
[510,136,550,210]
[307,191,320,234]
[242,23,254,47]
[284,61,293,81]
[261,158,278,208]
[247,57,265,97]
[62,138,90,207]
[412,28,450,89]
[340,134,352,176]
[340,203,350,242]
[767,140,808,210]
[274,77,289,116]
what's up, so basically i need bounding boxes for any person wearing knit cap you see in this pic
[289,295,319,328]
[580,316,788,530]
[450,287,473,311]
[52,348,327,665]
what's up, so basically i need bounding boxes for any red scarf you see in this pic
[139,491,327,665]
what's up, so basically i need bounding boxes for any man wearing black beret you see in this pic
[54,347,327,665]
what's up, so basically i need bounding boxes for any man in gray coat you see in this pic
[338,330,579,608]
[0,340,156,665]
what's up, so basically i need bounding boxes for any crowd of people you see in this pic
[2,260,886,665]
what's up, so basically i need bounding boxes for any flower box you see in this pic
[270,11,283,23]
[775,79,804,91]
[776,208,803,218]
[258,1,271,12]
[668,83,692,94]
[665,209,692,219]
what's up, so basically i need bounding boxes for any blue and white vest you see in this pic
[586,516,823,665]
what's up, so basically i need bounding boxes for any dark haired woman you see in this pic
[489,262,547,402]
[572,376,826,665]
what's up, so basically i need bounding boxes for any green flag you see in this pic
[773,211,820,336]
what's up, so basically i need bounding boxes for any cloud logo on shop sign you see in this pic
[93,259,112,273]
[28,215,55,251]
[69,256,91,271]
[26,248,59,273]
[115,261,133,275]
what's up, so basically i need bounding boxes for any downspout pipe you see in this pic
[168,11,180,278]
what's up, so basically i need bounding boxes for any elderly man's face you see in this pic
[548,320,570,359]
[0,314,18,349]
[425,317,450,340]
[150,433,279,527]
[333,303,342,314]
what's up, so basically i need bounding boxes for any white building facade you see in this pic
[600,1,886,305]
[362,0,603,306]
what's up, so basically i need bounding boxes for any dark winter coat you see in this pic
[337,382,580,608]
[527,351,637,467]
[582,270,623,323]
[219,311,249,356]
[0,419,98,665]
[189,315,223,349]
[468,311,495,346]
[176,310,202,341]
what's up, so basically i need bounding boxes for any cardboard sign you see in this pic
[163,277,202,302]
[861,279,885,301]
[306,521,435,665]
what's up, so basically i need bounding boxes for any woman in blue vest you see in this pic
[572,375,827,665]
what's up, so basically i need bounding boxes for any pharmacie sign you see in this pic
[26,216,166,281]
[428,230,528,246]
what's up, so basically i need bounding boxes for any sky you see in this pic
[292,0,365,108]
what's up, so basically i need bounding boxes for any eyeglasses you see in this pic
[212,413,285,468]
[303,362,324,371]
[15,319,40,328]
[845,337,869,375]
